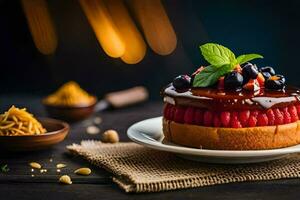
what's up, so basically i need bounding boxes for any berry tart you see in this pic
[162,43,300,150]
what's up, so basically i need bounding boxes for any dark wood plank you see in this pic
[1,180,300,200]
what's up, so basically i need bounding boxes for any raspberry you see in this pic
[266,109,275,125]
[282,108,291,124]
[288,105,299,122]
[248,115,257,127]
[164,104,172,119]
[194,109,203,125]
[230,112,242,128]
[257,113,268,126]
[231,118,242,128]
[232,111,238,119]
[163,104,169,118]
[174,107,186,123]
[239,110,250,127]
[213,114,222,127]
[250,110,259,117]
[203,111,213,126]
[220,111,231,127]
[296,104,300,116]
[184,107,195,124]
[273,108,284,125]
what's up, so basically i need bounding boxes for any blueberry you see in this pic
[261,72,271,79]
[260,66,275,76]
[242,63,259,79]
[172,75,191,90]
[224,71,244,89]
[265,74,286,90]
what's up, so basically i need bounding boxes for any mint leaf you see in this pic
[193,64,233,87]
[1,164,9,173]
[200,43,236,67]
[236,54,263,64]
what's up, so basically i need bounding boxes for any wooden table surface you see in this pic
[1,95,300,200]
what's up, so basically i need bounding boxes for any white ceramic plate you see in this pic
[127,117,300,164]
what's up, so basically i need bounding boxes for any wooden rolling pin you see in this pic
[95,86,149,111]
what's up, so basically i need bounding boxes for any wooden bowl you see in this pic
[43,101,96,122]
[0,118,69,151]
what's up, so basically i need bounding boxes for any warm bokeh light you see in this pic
[130,0,177,56]
[106,0,146,64]
[21,0,58,55]
[79,0,125,58]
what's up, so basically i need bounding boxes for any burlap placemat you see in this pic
[67,140,300,193]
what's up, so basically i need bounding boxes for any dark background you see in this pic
[0,0,299,100]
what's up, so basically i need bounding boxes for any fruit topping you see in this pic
[224,71,243,89]
[261,72,272,79]
[164,103,300,128]
[203,111,213,126]
[248,115,257,127]
[192,66,205,77]
[257,113,268,126]
[243,79,260,91]
[213,115,222,127]
[260,66,275,76]
[220,111,231,127]
[266,109,275,125]
[256,72,265,87]
[170,43,288,92]
[174,107,185,123]
[242,63,259,79]
[173,75,191,90]
[217,76,225,90]
[184,107,195,124]
[234,64,243,73]
[239,110,250,126]
[265,75,286,90]
[194,109,203,125]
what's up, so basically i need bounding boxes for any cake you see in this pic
[161,43,300,150]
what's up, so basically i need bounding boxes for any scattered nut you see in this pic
[40,169,47,173]
[74,168,91,176]
[59,175,72,185]
[93,117,102,125]
[86,125,100,135]
[102,130,119,143]
[29,162,42,169]
[56,163,67,169]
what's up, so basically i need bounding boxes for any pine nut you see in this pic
[59,175,72,185]
[102,130,119,143]
[29,162,42,169]
[56,163,67,169]
[74,168,91,176]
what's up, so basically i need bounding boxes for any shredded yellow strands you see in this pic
[43,81,95,107]
[0,106,46,136]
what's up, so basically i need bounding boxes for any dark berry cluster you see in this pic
[171,63,286,91]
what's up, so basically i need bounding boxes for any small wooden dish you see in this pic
[43,99,97,122]
[0,118,69,151]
